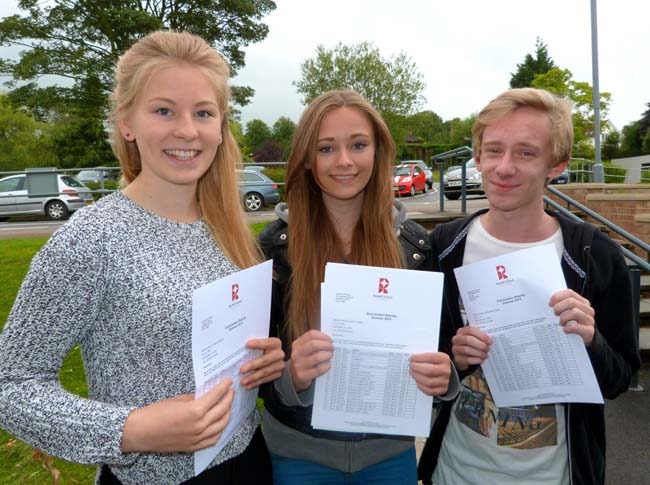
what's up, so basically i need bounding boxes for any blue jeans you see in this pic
[271,447,417,485]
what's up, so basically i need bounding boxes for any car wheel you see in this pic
[409,185,415,197]
[244,192,263,211]
[444,193,461,200]
[45,200,69,220]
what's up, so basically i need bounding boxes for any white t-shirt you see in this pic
[432,216,569,485]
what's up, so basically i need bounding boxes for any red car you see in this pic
[393,164,427,196]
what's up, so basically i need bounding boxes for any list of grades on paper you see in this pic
[191,260,272,476]
[311,262,444,437]
[453,244,603,408]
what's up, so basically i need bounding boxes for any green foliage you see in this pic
[50,116,115,168]
[510,37,557,88]
[229,119,248,160]
[0,0,277,167]
[244,118,272,156]
[601,130,621,161]
[603,160,626,183]
[0,94,57,171]
[294,42,426,116]
[641,170,650,184]
[262,166,286,201]
[532,68,611,144]
[567,159,626,183]
[447,115,476,145]
[620,121,642,157]
[271,116,295,160]
[404,111,447,144]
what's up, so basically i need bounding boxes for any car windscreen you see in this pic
[60,175,84,187]
[393,167,411,176]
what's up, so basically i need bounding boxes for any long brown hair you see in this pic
[285,90,403,343]
[109,30,259,268]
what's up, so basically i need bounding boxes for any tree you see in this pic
[0,93,57,171]
[244,119,272,157]
[0,0,276,165]
[531,67,611,152]
[294,42,426,116]
[601,130,621,161]
[403,110,447,144]
[252,139,282,164]
[620,122,642,157]
[510,37,556,88]
[271,116,295,160]
[447,115,476,146]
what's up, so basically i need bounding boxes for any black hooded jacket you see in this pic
[417,209,641,485]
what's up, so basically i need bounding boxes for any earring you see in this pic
[125,133,135,142]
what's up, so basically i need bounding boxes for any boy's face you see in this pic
[476,107,567,214]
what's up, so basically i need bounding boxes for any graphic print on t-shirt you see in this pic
[454,367,558,449]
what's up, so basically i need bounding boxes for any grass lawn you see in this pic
[0,222,270,484]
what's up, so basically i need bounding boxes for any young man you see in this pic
[418,88,640,485]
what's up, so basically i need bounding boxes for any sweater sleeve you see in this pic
[0,217,137,465]
[585,233,641,399]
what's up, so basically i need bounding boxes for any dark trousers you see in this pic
[99,426,272,484]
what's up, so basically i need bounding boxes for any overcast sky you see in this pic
[1,0,648,132]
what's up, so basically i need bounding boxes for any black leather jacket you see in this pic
[258,214,433,440]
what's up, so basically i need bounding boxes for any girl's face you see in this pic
[119,64,223,192]
[312,106,375,208]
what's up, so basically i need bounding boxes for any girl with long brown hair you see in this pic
[259,89,454,484]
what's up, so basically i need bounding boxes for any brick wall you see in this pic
[545,184,650,257]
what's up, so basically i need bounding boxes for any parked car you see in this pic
[76,167,119,184]
[238,169,280,211]
[402,160,433,188]
[442,158,483,200]
[0,173,94,220]
[549,170,569,184]
[393,164,427,196]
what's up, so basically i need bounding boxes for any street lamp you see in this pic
[591,0,604,182]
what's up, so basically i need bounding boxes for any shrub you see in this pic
[603,161,626,183]
[261,167,286,202]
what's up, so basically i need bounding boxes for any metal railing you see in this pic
[544,190,647,392]
[545,186,650,270]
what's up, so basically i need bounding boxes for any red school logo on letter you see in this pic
[231,283,240,302]
[378,277,389,294]
[496,265,508,281]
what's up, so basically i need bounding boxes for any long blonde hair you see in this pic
[109,30,259,268]
[285,90,403,343]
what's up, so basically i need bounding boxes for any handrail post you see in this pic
[437,164,445,212]
[628,267,643,392]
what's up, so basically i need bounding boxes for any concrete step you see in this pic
[611,237,636,252]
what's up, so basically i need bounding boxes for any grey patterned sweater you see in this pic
[0,192,260,484]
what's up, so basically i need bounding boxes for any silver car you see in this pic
[0,173,94,220]
[237,169,281,211]
[442,158,483,200]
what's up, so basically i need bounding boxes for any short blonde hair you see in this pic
[472,87,574,166]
